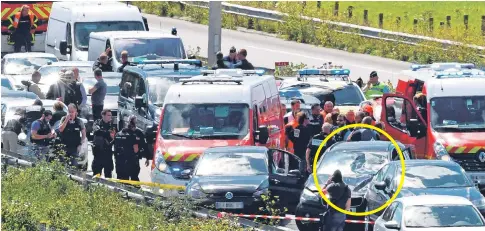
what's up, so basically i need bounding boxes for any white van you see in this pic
[88,31,187,71]
[45,1,147,62]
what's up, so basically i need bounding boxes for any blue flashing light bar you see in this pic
[134,58,202,67]
[435,69,485,78]
[279,88,302,99]
[411,63,476,71]
[298,68,351,76]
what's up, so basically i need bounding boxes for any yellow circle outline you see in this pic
[312,123,406,217]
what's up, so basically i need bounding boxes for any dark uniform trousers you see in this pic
[114,128,146,181]
[92,119,115,178]
[60,118,83,167]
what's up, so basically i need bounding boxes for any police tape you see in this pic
[217,212,375,224]
[92,174,186,191]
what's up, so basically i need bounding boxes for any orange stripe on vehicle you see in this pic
[34,6,48,18]
[445,145,454,152]
[2,8,15,20]
[1,8,11,19]
[9,7,21,17]
[468,147,481,154]
[170,154,184,162]
[185,154,199,162]
[455,147,466,154]
[41,7,51,17]
[163,152,171,160]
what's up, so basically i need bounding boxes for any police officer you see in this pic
[58,104,86,167]
[92,109,116,178]
[308,104,324,137]
[114,116,150,181]
[30,110,55,160]
[2,108,25,153]
[25,99,44,140]
[363,71,390,100]
[287,112,312,169]
[7,5,38,52]
[305,123,336,173]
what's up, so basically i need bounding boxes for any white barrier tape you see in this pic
[217,212,375,224]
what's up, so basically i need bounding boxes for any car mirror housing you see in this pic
[384,220,400,229]
[374,181,387,190]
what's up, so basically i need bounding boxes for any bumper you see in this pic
[194,197,263,213]
[150,168,189,187]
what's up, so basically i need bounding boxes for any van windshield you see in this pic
[431,96,485,132]
[160,104,249,140]
[74,21,144,50]
[114,38,186,62]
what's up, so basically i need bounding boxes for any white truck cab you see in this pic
[88,31,187,71]
[45,1,147,61]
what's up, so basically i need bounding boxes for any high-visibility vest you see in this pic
[7,12,37,44]
[285,121,299,153]
[365,82,388,100]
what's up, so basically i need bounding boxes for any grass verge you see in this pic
[134,2,485,67]
[1,161,244,231]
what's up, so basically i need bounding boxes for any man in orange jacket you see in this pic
[8,5,38,52]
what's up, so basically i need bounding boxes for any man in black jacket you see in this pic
[92,109,116,178]
[212,51,228,70]
[117,50,131,73]
[236,49,254,70]
[92,51,113,72]
[306,123,336,173]
[1,108,25,152]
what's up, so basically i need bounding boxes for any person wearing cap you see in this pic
[89,69,107,121]
[363,71,390,100]
[223,46,238,66]
[362,104,376,125]
[92,51,113,72]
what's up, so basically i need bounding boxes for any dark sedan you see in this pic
[185,146,306,213]
[366,160,485,224]
[295,141,412,231]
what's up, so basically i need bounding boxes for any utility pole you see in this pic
[208,1,222,66]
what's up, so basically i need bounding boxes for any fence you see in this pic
[177,1,485,56]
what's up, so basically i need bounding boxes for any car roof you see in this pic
[3,52,58,59]
[204,146,268,153]
[426,77,485,99]
[395,195,473,206]
[329,141,405,152]
[390,159,459,167]
[91,31,177,39]
[42,61,94,67]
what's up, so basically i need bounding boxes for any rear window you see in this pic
[405,205,484,227]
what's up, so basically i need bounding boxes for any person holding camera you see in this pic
[321,170,351,231]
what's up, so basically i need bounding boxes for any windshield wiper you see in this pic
[166,133,201,140]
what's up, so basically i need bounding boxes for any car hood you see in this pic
[434,131,485,152]
[399,186,483,202]
[195,175,268,194]
[86,95,118,110]
[306,173,373,195]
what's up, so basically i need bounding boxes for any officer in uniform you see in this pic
[308,104,324,137]
[58,104,86,167]
[114,116,150,181]
[92,109,116,178]
[363,71,390,100]
[7,5,38,52]
[30,110,55,160]
[25,99,44,143]
[305,123,336,173]
[287,112,312,169]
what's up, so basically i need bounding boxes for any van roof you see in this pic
[426,77,485,99]
[52,2,142,22]
[3,52,58,59]
[164,74,276,105]
[90,31,177,40]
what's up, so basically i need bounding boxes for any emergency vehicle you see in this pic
[1,1,52,55]
[278,64,366,115]
[374,63,485,193]
[151,69,285,186]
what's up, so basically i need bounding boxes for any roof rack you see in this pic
[435,69,485,79]
[132,58,203,67]
[180,76,243,85]
[410,63,475,71]
[201,69,265,77]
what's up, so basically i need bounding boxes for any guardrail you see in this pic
[178,1,485,56]
[1,150,290,231]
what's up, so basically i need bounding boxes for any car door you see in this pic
[374,202,398,231]
[366,164,390,218]
[381,94,428,158]
[118,72,137,129]
[267,149,306,209]
[374,164,398,219]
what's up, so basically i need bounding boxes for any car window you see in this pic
[38,66,92,77]
[397,164,473,188]
[195,152,268,176]
[404,205,484,227]
[317,150,389,176]
[115,37,186,62]
[74,21,144,50]
[1,78,13,90]
[375,164,389,182]
[4,57,58,75]
[382,202,397,221]
[270,149,300,175]
[431,96,485,132]
[391,203,403,223]
[384,164,396,189]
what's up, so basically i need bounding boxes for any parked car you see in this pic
[373,195,485,231]
[1,52,58,90]
[1,75,16,90]
[366,160,485,229]
[185,146,306,213]
[295,141,412,231]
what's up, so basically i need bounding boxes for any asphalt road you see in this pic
[145,13,413,86]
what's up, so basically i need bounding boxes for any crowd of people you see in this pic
[212,46,255,70]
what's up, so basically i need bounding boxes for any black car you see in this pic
[295,141,412,231]
[185,146,306,213]
[366,160,485,224]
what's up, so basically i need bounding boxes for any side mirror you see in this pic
[289,169,301,177]
[384,220,400,229]
[135,96,144,109]
[181,169,192,177]
[255,125,269,144]
[59,40,69,55]
[374,181,387,191]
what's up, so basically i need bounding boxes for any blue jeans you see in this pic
[324,211,346,231]
[30,145,50,161]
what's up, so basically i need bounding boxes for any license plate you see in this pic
[215,202,244,209]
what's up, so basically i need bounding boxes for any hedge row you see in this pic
[1,162,244,231]
[134,2,485,67]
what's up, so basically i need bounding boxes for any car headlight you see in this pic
[301,188,320,202]
[472,198,485,210]
[187,183,208,199]
[433,141,452,161]
[155,149,170,174]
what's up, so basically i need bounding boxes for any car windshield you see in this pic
[405,205,484,227]
[74,21,144,50]
[147,77,190,106]
[430,96,485,132]
[38,66,92,77]
[317,150,388,176]
[1,78,13,90]
[3,57,58,75]
[161,104,249,140]
[114,38,186,62]
[83,77,121,95]
[196,152,268,176]
[396,164,472,188]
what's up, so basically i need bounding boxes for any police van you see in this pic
[45,1,147,61]
[151,69,286,186]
